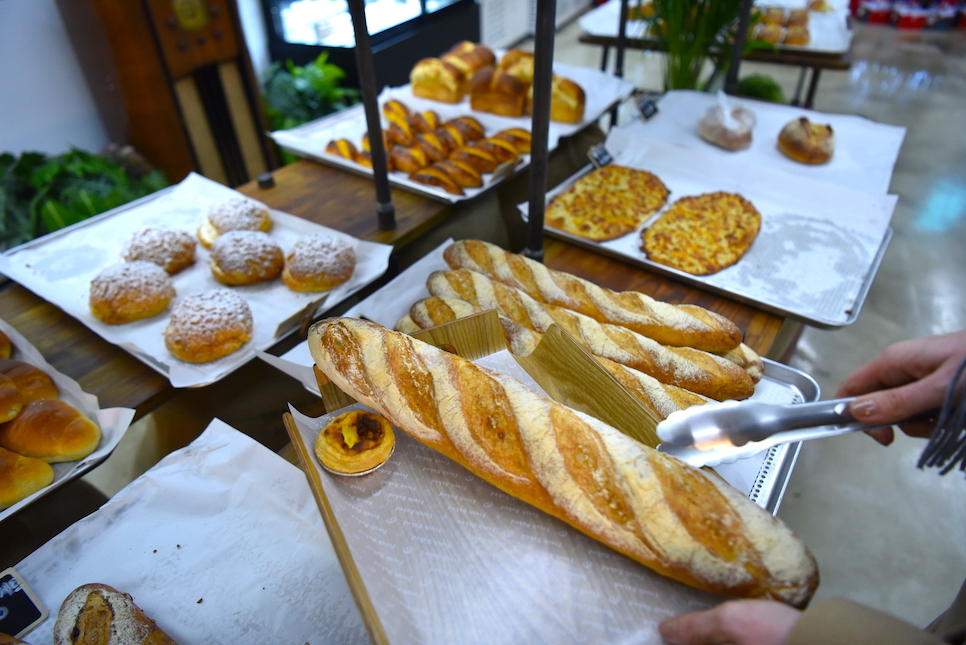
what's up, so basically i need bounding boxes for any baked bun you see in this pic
[761,6,785,24]
[54,583,179,645]
[315,409,395,475]
[492,128,532,153]
[0,373,23,423]
[433,159,483,188]
[414,131,449,163]
[778,116,835,164]
[469,138,518,164]
[787,8,809,27]
[411,110,441,134]
[754,23,784,44]
[209,230,284,286]
[527,75,585,124]
[698,104,756,151]
[449,146,498,173]
[382,99,411,124]
[410,166,464,196]
[198,196,272,248]
[121,228,196,274]
[164,289,253,363]
[0,359,58,403]
[437,124,468,151]
[410,57,466,103]
[784,26,810,46]
[387,120,415,147]
[445,116,485,141]
[0,445,54,510]
[0,398,101,463]
[282,233,357,292]
[361,129,392,153]
[89,261,175,324]
[470,66,526,117]
[0,329,10,359]
[325,138,359,160]
[390,145,428,174]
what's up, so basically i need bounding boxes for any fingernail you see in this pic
[850,398,877,419]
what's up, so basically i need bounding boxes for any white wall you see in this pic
[0,0,109,156]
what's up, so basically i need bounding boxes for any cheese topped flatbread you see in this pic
[641,191,761,276]
[545,166,669,242]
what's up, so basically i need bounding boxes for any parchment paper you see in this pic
[14,419,370,645]
[0,317,134,523]
[0,173,392,388]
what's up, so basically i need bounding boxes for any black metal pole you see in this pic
[608,0,631,128]
[525,0,557,263]
[347,0,395,230]
[724,0,754,95]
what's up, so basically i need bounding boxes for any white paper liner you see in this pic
[0,173,392,388]
[269,63,636,203]
[14,419,370,645]
[0,317,134,522]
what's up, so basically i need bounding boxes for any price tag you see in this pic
[0,568,48,639]
[587,143,614,169]
[634,92,660,120]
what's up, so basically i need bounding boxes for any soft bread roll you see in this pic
[163,289,253,363]
[89,261,175,324]
[491,128,532,153]
[469,66,526,117]
[325,138,359,160]
[0,373,23,424]
[308,318,818,607]
[411,110,441,134]
[778,117,834,164]
[433,159,483,189]
[209,230,283,286]
[442,240,743,352]
[0,329,10,359]
[0,359,59,403]
[449,146,498,173]
[410,166,464,196]
[410,57,466,103]
[121,228,196,275]
[198,196,272,248]
[282,233,356,292]
[445,116,485,141]
[390,145,428,174]
[0,445,54,510]
[0,399,101,463]
[54,583,179,645]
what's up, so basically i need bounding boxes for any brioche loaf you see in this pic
[54,583,178,645]
[442,240,743,352]
[0,399,101,463]
[0,444,54,510]
[496,48,535,86]
[0,359,59,403]
[410,58,465,103]
[469,66,527,118]
[307,317,818,606]
[527,75,585,124]
[441,41,496,79]
[426,269,755,400]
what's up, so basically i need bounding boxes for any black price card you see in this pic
[0,568,48,639]
[587,143,614,169]
[634,92,660,120]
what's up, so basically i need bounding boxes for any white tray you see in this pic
[0,173,392,388]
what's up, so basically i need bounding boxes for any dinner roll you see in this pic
[0,359,59,403]
[90,261,175,324]
[121,228,196,274]
[209,230,284,286]
[163,289,253,363]
[282,234,357,292]
[0,445,54,510]
[0,398,101,463]
[0,373,23,424]
[198,196,272,248]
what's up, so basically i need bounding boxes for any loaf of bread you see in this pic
[0,444,54,510]
[0,399,101,463]
[308,317,818,606]
[778,117,834,164]
[54,583,178,645]
[496,48,534,87]
[440,41,496,79]
[401,296,713,421]
[527,75,585,124]
[426,269,756,400]
[410,57,466,103]
[443,240,743,352]
[469,66,527,118]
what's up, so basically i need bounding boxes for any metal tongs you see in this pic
[656,397,880,467]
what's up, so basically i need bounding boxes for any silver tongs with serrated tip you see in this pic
[655,397,885,467]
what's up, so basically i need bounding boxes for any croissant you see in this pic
[307,317,818,607]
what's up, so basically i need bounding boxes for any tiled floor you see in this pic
[547,18,966,628]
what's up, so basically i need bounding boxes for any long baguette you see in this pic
[308,317,818,606]
[400,296,713,420]
[427,268,755,401]
[444,239,743,352]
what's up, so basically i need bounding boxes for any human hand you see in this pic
[658,599,801,645]
[835,330,966,445]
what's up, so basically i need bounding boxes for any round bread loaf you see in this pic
[90,261,175,324]
[209,230,283,286]
[0,373,23,423]
[0,445,54,510]
[777,116,835,164]
[163,289,253,363]
[54,583,179,645]
[198,196,272,248]
[121,227,196,274]
[0,398,101,463]
[0,359,59,403]
[282,234,357,292]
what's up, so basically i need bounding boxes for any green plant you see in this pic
[0,146,169,251]
[261,53,360,131]
[737,73,787,103]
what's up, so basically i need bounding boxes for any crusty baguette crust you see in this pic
[400,296,712,420]
[427,269,755,401]
[308,318,818,606]
[444,240,742,352]
[54,583,178,644]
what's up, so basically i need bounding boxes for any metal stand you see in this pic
[608,0,631,128]
[347,0,396,230]
[724,0,754,95]
[524,0,558,263]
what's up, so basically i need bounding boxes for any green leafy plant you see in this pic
[737,73,787,103]
[261,53,360,131]
[0,146,169,251]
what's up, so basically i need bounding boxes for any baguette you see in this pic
[307,317,818,606]
[443,239,743,352]
[400,296,713,420]
[426,269,755,400]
